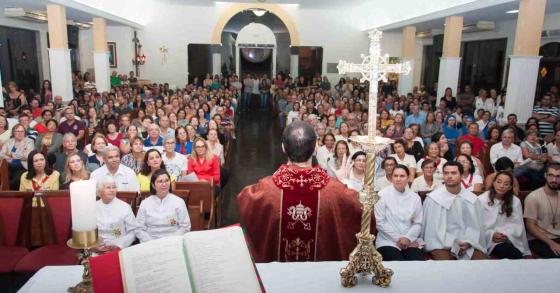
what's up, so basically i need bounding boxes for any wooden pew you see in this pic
[172,181,216,229]
[188,200,205,232]
[116,192,140,215]
[0,159,9,191]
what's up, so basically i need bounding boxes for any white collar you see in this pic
[428,186,477,210]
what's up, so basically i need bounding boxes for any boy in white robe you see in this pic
[422,161,487,260]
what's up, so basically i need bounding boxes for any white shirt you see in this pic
[416,157,446,181]
[374,175,391,192]
[422,186,487,259]
[375,185,423,250]
[286,111,300,126]
[90,164,140,192]
[390,153,416,171]
[209,143,225,165]
[136,193,191,242]
[460,174,483,192]
[490,143,523,166]
[163,152,188,177]
[316,145,334,170]
[478,191,530,256]
[96,198,138,248]
[411,176,442,193]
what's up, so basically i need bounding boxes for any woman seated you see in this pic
[411,159,442,193]
[187,137,220,187]
[316,133,335,170]
[207,129,224,166]
[326,140,350,178]
[457,140,485,177]
[331,151,366,192]
[432,132,453,161]
[119,124,141,155]
[374,157,397,191]
[390,139,416,182]
[416,142,446,181]
[60,153,90,189]
[19,151,60,191]
[517,130,548,185]
[478,171,530,259]
[104,120,124,147]
[175,126,192,155]
[121,137,145,174]
[456,154,483,192]
[136,169,190,242]
[335,122,350,142]
[87,134,108,173]
[0,124,35,189]
[484,157,521,195]
[403,127,424,162]
[95,176,138,252]
[137,149,176,192]
[375,165,424,261]
[34,119,63,156]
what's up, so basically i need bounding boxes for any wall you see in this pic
[79,25,134,79]
[0,13,50,82]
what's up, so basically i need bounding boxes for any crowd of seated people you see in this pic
[2,72,560,261]
[276,79,560,259]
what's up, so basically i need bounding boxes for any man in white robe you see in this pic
[422,161,487,260]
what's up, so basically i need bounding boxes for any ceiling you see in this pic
[0,0,126,26]
[382,0,560,33]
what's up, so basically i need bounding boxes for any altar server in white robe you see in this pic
[422,161,487,260]
[375,165,425,261]
[136,169,190,242]
[478,171,530,259]
[95,176,138,251]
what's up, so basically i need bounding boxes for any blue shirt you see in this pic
[144,136,163,147]
[405,113,426,127]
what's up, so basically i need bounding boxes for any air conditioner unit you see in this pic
[463,21,495,33]
[4,7,47,22]
[542,29,560,38]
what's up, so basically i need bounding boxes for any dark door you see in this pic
[460,38,507,92]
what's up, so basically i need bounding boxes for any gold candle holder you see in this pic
[67,229,101,293]
[340,136,393,288]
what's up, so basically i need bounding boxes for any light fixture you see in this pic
[506,9,519,14]
[251,8,267,17]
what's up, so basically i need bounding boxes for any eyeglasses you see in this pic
[195,145,206,148]
[546,173,560,180]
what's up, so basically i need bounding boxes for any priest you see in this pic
[422,161,487,260]
[237,121,363,262]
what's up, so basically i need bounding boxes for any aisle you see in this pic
[220,111,286,226]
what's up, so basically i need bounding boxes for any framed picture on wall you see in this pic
[108,42,117,68]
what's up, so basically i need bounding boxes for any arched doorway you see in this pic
[537,42,560,96]
[220,10,291,77]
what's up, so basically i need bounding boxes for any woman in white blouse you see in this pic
[411,159,442,193]
[375,165,424,261]
[316,133,335,170]
[478,171,530,259]
[95,176,138,252]
[207,129,224,166]
[390,139,416,182]
[456,154,483,192]
[136,169,190,242]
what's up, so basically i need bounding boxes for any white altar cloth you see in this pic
[19,260,560,293]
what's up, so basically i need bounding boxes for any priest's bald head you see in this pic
[282,121,317,163]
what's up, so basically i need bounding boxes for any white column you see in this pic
[398,58,415,94]
[93,52,110,92]
[436,57,461,104]
[235,45,240,77]
[290,53,299,78]
[272,47,277,77]
[49,48,74,102]
[212,52,221,76]
[504,56,541,123]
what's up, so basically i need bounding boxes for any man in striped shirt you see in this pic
[533,94,559,137]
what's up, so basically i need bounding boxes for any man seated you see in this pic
[489,129,523,169]
[237,121,362,262]
[422,161,487,260]
[90,145,140,192]
[524,163,560,258]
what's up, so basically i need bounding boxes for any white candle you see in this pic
[69,179,97,232]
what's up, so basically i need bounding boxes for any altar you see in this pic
[18,260,560,293]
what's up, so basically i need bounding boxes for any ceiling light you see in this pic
[251,9,267,17]
[506,10,519,14]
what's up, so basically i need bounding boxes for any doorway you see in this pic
[537,42,560,97]
[460,38,507,92]
[239,47,272,77]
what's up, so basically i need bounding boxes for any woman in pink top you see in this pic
[187,137,220,187]
[105,120,124,147]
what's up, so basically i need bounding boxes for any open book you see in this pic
[90,226,263,293]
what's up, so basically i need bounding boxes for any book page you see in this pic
[120,236,193,293]
[184,226,261,293]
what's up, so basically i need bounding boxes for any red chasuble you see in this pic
[237,164,364,263]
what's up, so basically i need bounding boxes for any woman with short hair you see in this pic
[95,176,138,251]
[316,133,336,170]
[390,139,416,182]
[35,119,63,156]
[136,169,190,242]
[87,134,108,173]
[478,171,530,259]
[120,137,145,174]
[375,165,424,261]
[0,124,35,189]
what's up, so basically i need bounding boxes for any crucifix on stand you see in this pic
[337,29,411,288]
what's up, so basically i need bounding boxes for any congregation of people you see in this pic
[2,69,560,260]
